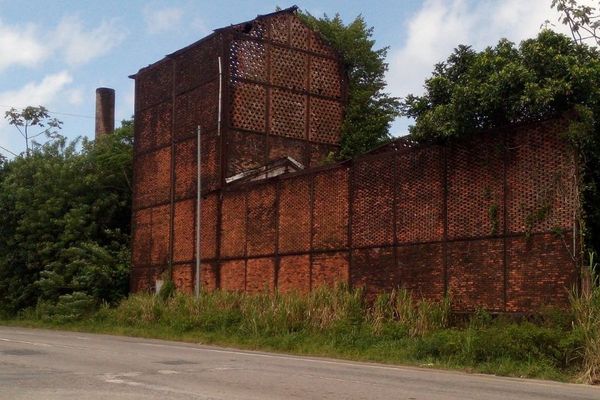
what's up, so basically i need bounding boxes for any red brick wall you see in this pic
[184,121,578,312]
[226,12,346,176]
[130,11,579,312]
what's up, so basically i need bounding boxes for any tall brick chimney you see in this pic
[95,87,115,139]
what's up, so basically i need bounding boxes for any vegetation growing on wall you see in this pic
[300,12,400,158]
[0,120,133,316]
[400,30,600,256]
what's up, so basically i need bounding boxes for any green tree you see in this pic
[0,119,133,315]
[300,12,400,158]
[4,106,63,157]
[400,30,600,256]
[551,0,600,46]
[401,31,600,141]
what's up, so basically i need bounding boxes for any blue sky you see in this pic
[0,0,575,157]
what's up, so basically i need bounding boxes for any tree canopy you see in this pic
[4,106,63,157]
[401,30,600,141]
[400,29,600,255]
[0,121,133,316]
[300,12,400,158]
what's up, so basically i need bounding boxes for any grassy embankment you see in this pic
[3,283,600,384]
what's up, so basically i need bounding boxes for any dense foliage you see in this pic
[401,30,600,254]
[0,121,133,315]
[300,12,400,158]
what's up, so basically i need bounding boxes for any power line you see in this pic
[0,104,94,119]
[0,145,17,157]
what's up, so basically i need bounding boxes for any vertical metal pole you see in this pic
[195,125,202,298]
[217,57,223,137]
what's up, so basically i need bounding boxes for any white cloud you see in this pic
[144,6,183,34]
[0,20,49,71]
[0,71,73,155]
[53,16,127,66]
[385,0,590,134]
[387,0,564,100]
[0,71,73,109]
[0,16,126,72]
[67,88,84,106]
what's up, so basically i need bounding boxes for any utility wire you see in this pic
[0,145,17,157]
[0,104,94,119]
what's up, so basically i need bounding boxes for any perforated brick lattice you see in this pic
[313,167,349,250]
[278,255,310,293]
[174,80,218,140]
[506,122,577,234]
[270,88,306,139]
[269,14,289,44]
[174,139,196,200]
[310,57,341,98]
[200,194,218,260]
[136,61,173,111]
[174,36,219,94]
[309,33,336,58]
[246,184,277,256]
[130,267,160,293]
[220,191,246,258]
[352,155,395,248]
[201,136,220,192]
[396,146,444,243]
[227,131,266,177]
[172,264,193,294]
[135,102,172,154]
[447,239,505,311]
[247,20,267,39]
[231,82,266,132]
[132,209,152,267]
[507,233,577,311]
[131,9,580,313]
[311,252,349,289]
[268,136,308,166]
[200,262,218,291]
[351,247,397,299]
[290,16,310,51]
[309,143,334,167]
[149,205,170,267]
[220,260,246,291]
[173,200,195,262]
[309,97,343,144]
[133,147,171,210]
[271,46,308,90]
[397,244,444,301]
[279,176,311,253]
[230,39,267,83]
[246,257,275,293]
[447,132,505,239]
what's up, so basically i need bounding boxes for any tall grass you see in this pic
[109,284,365,336]
[369,289,450,337]
[10,284,594,382]
[570,270,600,384]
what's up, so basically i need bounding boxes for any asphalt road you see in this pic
[0,326,599,400]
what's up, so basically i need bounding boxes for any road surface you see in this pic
[0,326,598,399]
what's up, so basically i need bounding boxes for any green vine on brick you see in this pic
[399,29,600,255]
[525,203,552,239]
[489,204,500,236]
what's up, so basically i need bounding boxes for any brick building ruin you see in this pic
[130,7,581,312]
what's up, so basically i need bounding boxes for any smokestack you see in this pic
[95,87,115,139]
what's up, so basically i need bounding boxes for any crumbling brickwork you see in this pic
[130,8,580,312]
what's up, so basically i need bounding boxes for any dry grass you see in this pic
[570,271,600,384]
